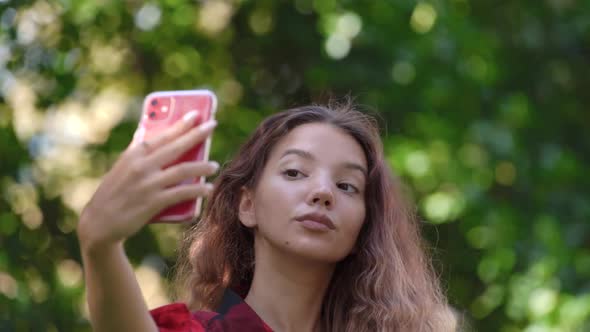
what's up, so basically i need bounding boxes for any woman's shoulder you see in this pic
[149,289,273,332]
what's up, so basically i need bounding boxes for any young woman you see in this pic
[77,103,457,332]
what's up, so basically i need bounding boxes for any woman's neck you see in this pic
[244,244,336,332]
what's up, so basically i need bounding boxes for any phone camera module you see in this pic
[145,96,171,121]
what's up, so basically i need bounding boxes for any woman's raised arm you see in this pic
[77,112,218,332]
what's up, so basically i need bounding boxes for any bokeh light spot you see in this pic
[336,12,362,39]
[61,177,101,215]
[422,190,465,223]
[325,35,350,59]
[219,79,243,105]
[528,288,558,318]
[392,61,416,85]
[558,295,590,329]
[500,93,531,128]
[459,143,488,168]
[17,11,38,44]
[57,259,83,288]
[467,226,494,249]
[135,3,161,31]
[249,9,273,35]
[198,1,234,35]
[405,150,430,177]
[5,180,43,229]
[0,272,18,299]
[89,41,127,75]
[164,52,190,77]
[471,284,505,318]
[410,2,437,34]
[27,271,49,303]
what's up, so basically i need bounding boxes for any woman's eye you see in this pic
[338,183,359,193]
[284,169,303,178]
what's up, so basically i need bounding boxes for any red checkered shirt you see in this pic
[150,288,273,332]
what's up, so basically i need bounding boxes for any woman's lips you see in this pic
[298,219,332,231]
[295,212,335,231]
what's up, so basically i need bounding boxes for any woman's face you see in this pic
[239,122,367,263]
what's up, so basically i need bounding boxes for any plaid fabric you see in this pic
[150,289,273,332]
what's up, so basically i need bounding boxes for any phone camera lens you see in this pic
[151,99,158,106]
[149,111,156,119]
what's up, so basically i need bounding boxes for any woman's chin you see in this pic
[279,240,352,265]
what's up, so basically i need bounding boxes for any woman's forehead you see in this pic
[270,123,367,168]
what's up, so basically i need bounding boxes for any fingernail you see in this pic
[205,183,215,191]
[201,120,218,131]
[183,111,199,122]
[210,161,220,171]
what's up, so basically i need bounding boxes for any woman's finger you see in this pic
[142,111,201,153]
[148,120,217,167]
[149,161,220,188]
[157,182,214,207]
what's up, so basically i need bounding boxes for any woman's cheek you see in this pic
[351,204,366,237]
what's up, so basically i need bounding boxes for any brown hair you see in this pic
[173,103,456,331]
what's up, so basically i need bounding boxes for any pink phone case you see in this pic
[131,89,217,223]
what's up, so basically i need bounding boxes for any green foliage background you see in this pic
[1,0,589,331]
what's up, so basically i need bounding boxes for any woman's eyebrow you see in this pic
[280,148,368,178]
[280,148,315,161]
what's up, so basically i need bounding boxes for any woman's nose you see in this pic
[307,180,334,208]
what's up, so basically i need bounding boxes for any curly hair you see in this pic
[173,103,456,331]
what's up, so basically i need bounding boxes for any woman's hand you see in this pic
[77,111,219,252]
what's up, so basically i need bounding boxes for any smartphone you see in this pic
[132,89,217,223]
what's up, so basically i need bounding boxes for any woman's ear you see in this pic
[238,187,257,228]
